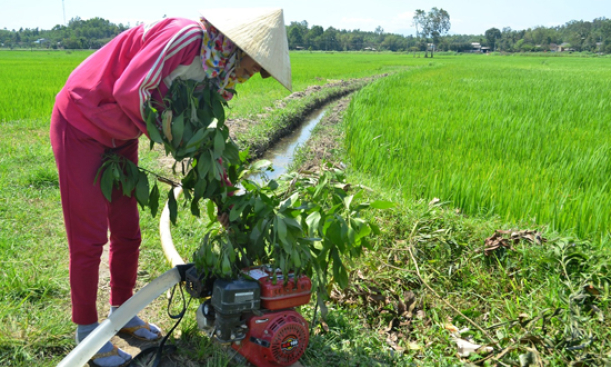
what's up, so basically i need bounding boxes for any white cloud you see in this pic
[334,11,419,35]
[395,11,415,20]
[385,11,418,35]
[340,17,377,25]
[102,17,157,28]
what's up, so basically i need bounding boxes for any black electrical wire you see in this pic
[127,281,192,367]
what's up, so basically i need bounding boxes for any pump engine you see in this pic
[186,266,311,367]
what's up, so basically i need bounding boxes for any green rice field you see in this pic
[1,50,610,366]
[0,50,419,122]
[346,56,611,238]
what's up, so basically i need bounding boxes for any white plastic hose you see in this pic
[159,186,185,267]
[56,268,181,367]
[57,188,186,366]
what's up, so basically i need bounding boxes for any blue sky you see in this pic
[2,1,610,35]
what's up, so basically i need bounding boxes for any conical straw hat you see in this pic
[199,8,292,91]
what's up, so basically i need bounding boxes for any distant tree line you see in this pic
[481,18,611,53]
[286,17,611,53]
[0,17,128,50]
[1,15,610,54]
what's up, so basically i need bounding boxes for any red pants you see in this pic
[50,107,141,325]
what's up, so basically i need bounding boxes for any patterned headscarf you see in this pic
[199,17,251,101]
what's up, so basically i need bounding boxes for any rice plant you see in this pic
[346,56,611,237]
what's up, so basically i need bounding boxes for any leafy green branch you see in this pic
[97,79,238,221]
[96,78,394,301]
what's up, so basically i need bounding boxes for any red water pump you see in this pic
[190,266,311,367]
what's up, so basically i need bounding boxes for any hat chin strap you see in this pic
[260,69,271,79]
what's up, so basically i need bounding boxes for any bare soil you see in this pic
[297,97,352,172]
[94,247,180,366]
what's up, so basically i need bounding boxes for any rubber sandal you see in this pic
[89,345,131,367]
[119,321,162,341]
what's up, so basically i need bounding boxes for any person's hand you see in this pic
[217,212,230,229]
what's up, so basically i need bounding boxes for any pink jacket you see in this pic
[55,18,203,148]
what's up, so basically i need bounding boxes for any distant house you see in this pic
[33,38,50,48]
[363,47,377,51]
[549,43,558,52]
[295,46,304,50]
[558,42,574,52]
[481,47,491,53]
[471,42,482,52]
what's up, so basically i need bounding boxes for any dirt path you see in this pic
[95,246,184,366]
[94,246,165,366]
[297,96,352,172]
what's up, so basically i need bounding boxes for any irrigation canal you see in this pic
[258,107,327,181]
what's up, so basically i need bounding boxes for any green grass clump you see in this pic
[345,55,611,238]
[0,117,73,366]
